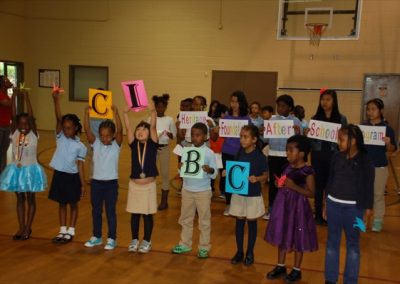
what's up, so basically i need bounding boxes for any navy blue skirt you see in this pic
[48,170,81,204]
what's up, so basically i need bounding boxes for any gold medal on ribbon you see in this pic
[137,141,147,179]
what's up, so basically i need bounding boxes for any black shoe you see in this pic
[325,281,336,284]
[266,265,287,279]
[243,253,254,266]
[231,252,244,265]
[315,217,327,226]
[52,233,65,243]
[285,269,302,283]
[12,234,22,240]
[21,229,32,240]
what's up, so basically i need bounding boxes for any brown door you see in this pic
[211,70,278,110]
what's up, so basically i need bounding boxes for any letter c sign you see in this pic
[89,88,113,119]
[225,161,250,195]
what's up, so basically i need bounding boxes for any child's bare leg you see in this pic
[59,203,67,226]
[69,202,78,228]
[294,251,303,268]
[22,193,36,236]
[278,247,287,264]
[15,193,26,236]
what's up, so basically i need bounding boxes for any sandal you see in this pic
[60,233,74,244]
[52,233,65,243]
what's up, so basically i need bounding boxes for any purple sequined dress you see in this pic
[265,165,318,252]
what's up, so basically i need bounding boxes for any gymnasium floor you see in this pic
[0,131,399,284]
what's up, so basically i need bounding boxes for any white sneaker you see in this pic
[262,213,270,220]
[128,239,139,252]
[223,205,230,216]
[104,238,117,250]
[84,236,103,248]
[139,240,152,253]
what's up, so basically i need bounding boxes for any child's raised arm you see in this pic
[148,101,158,143]
[112,105,123,146]
[52,88,63,134]
[10,90,18,133]
[83,106,96,144]
[23,91,37,136]
[123,106,134,144]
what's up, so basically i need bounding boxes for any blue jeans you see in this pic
[91,179,118,239]
[325,198,363,284]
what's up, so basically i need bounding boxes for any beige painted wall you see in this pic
[1,0,399,130]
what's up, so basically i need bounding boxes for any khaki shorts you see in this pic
[126,180,157,214]
[229,194,265,219]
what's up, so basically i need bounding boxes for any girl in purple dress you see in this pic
[265,135,317,283]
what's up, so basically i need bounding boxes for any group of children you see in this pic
[0,86,397,284]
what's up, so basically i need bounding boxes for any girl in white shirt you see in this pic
[152,94,177,210]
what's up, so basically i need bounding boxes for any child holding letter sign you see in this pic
[228,125,268,266]
[172,123,217,259]
[123,100,158,253]
[266,95,301,220]
[362,98,397,232]
[306,89,347,226]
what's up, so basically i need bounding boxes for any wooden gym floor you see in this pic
[0,131,399,284]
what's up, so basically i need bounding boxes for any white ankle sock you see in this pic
[67,227,75,236]
[60,226,67,234]
[293,267,301,271]
[278,263,285,267]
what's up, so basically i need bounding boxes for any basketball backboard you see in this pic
[277,0,362,41]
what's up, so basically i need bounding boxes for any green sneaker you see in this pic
[197,248,209,259]
[171,244,192,254]
[372,219,383,232]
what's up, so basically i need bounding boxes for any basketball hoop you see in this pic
[305,23,328,46]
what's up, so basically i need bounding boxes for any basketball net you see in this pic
[305,23,328,46]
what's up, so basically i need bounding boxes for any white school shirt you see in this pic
[148,116,177,145]
[92,139,121,180]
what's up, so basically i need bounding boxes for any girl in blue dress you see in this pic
[0,90,47,240]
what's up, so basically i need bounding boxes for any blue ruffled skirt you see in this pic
[0,163,47,192]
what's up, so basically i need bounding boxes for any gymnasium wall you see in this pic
[1,0,399,130]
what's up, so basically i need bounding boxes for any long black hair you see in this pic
[366,98,384,120]
[312,89,342,123]
[229,90,249,117]
[62,114,82,135]
[340,124,366,154]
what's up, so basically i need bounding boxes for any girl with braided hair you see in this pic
[324,124,374,284]
[48,87,87,244]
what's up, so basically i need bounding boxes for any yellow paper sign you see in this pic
[88,88,113,119]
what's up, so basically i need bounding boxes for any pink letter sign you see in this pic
[121,80,148,112]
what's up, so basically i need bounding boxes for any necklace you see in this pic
[16,133,26,167]
[137,141,147,178]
